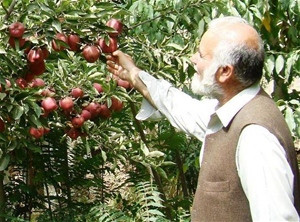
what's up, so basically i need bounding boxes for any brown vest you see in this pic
[191,89,300,221]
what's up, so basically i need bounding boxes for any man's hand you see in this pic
[106,50,141,85]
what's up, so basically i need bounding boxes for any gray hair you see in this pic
[208,16,265,87]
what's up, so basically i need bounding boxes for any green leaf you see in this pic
[285,106,296,131]
[52,20,62,33]
[29,115,42,127]
[0,155,10,171]
[275,55,285,74]
[148,151,165,158]
[101,150,107,162]
[156,167,168,179]
[0,47,6,54]
[140,142,149,156]
[265,55,275,74]
[28,100,42,117]
[166,43,184,51]
[28,144,42,153]
[0,93,6,100]
[12,105,24,120]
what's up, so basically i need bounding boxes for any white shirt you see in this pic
[136,71,299,221]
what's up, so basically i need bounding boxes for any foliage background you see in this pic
[0,0,299,221]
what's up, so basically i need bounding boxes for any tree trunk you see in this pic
[0,173,6,222]
[174,150,189,197]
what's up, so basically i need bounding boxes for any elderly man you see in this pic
[106,16,300,221]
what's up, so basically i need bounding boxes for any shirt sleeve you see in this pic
[237,124,299,221]
[136,71,218,141]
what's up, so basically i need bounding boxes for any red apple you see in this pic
[30,78,45,88]
[80,110,91,120]
[0,119,5,132]
[82,45,100,63]
[52,33,68,51]
[59,97,74,111]
[99,104,111,119]
[6,80,11,88]
[84,102,101,119]
[110,97,123,112]
[71,87,84,98]
[68,34,81,51]
[106,19,123,37]
[29,127,44,139]
[9,22,25,38]
[93,83,103,93]
[71,116,85,128]
[117,79,131,89]
[41,97,58,113]
[16,78,28,89]
[27,48,44,63]
[98,37,118,53]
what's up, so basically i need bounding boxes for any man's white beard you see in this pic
[191,62,223,99]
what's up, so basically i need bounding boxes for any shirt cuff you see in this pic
[135,71,168,121]
[136,98,163,121]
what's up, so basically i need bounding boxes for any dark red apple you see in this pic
[71,116,85,128]
[27,48,44,63]
[68,34,81,51]
[98,37,118,53]
[71,87,84,98]
[0,119,5,132]
[9,22,25,38]
[59,97,74,111]
[80,110,91,120]
[82,45,100,63]
[41,97,58,113]
[52,33,68,51]
[8,37,26,49]
[106,19,123,37]
[41,47,49,59]
[93,83,103,93]
[66,127,81,140]
[28,60,46,76]
[24,73,35,82]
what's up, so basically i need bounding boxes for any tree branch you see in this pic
[3,0,18,20]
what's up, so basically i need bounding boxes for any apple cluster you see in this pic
[2,19,131,140]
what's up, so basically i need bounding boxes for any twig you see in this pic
[1,3,8,16]
[3,0,18,20]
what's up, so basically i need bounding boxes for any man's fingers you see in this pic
[106,54,118,63]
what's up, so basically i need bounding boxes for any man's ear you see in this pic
[216,65,234,83]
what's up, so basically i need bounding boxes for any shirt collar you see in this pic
[215,83,261,128]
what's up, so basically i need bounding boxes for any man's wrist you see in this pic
[129,67,141,85]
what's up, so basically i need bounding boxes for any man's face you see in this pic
[190,31,223,98]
